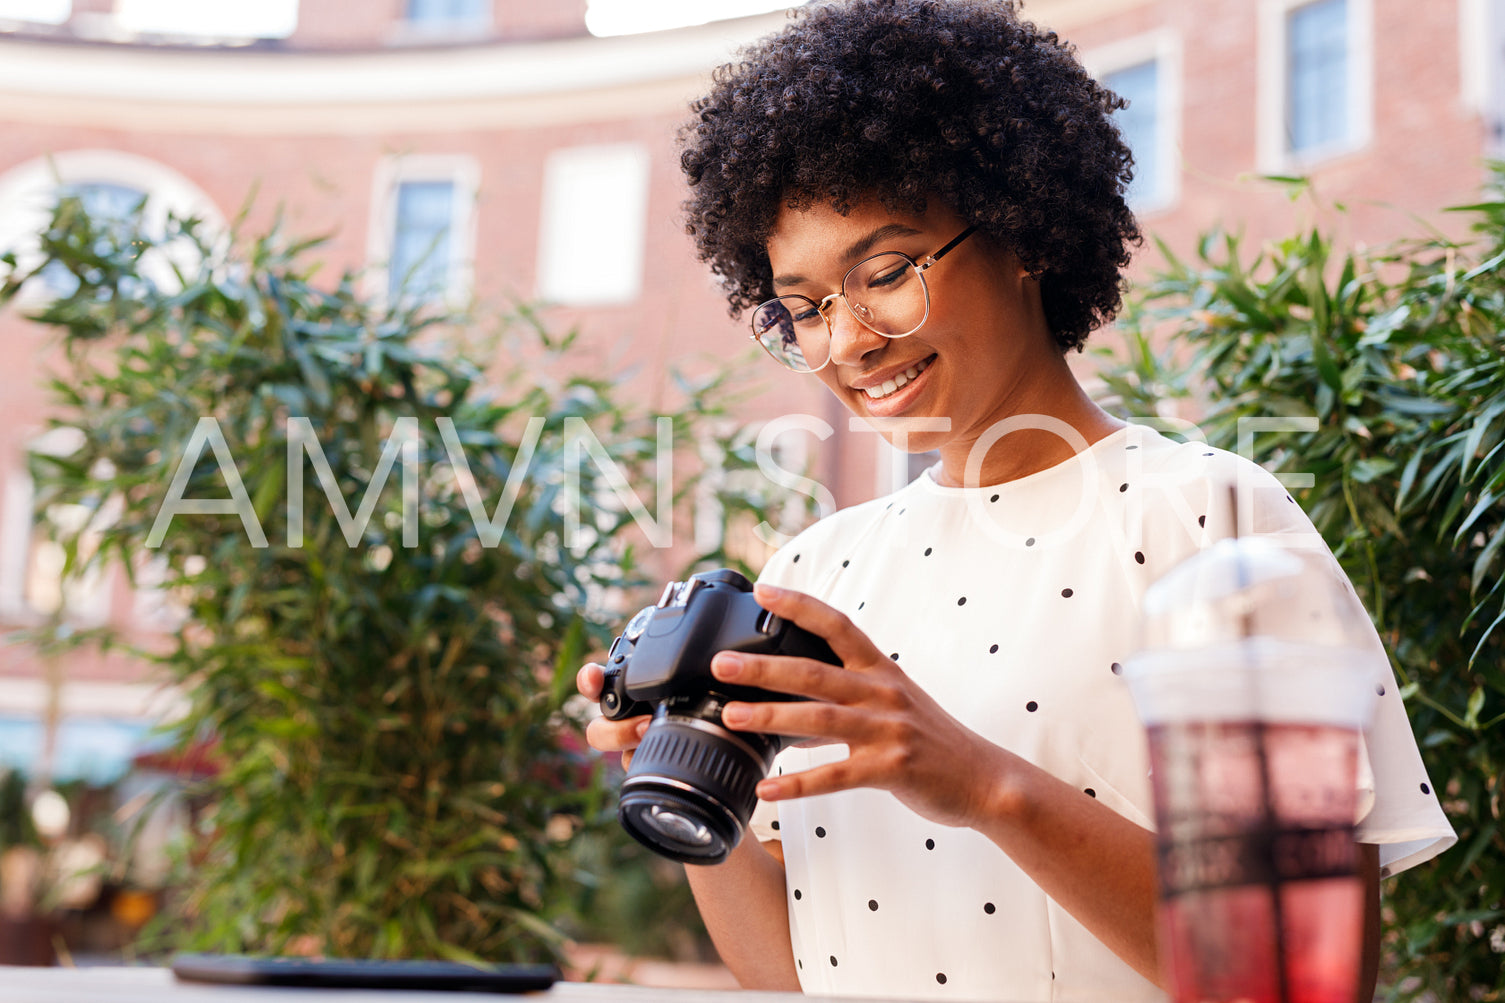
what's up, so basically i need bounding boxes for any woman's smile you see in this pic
[852,353,936,413]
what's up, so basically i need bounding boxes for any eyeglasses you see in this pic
[750,226,978,374]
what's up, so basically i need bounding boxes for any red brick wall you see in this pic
[0,0,1492,691]
[1062,0,1485,288]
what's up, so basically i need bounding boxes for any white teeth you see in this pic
[863,357,931,400]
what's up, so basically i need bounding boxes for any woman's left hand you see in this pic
[711,582,1009,831]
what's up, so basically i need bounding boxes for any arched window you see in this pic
[0,149,223,305]
[38,181,149,296]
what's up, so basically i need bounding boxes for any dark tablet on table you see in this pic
[170,952,560,992]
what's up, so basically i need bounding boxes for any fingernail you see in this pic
[754,583,786,601]
[722,703,751,727]
[756,779,782,800]
[713,652,743,679]
[635,720,650,738]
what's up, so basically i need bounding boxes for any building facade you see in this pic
[0,0,1497,783]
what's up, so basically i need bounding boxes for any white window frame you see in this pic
[0,462,112,630]
[535,143,651,307]
[1460,0,1505,158]
[1258,0,1374,172]
[0,471,33,622]
[0,150,223,309]
[366,154,480,309]
[1083,29,1182,216]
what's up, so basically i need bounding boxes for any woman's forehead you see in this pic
[766,200,971,281]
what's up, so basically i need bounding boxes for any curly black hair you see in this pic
[678,0,1141,353]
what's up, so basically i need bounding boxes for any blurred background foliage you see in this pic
[0,195,810,964]
[1099,176,1505,1001]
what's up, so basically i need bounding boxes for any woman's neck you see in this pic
[933,369,1124,488]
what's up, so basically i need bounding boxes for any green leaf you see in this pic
[1473,523,1505,595]
[1460,401,1505,480]
[1351,457,1397,483]
[1454,491,1498,543]
[1463,686,1486,729]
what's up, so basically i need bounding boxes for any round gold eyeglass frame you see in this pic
[749,225,978,374]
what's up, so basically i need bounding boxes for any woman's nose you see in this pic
[825,298,887,367]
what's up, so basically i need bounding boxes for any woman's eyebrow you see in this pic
[771,223,926,289]
[843,223,924,262]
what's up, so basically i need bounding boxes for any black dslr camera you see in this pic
[599,569,838,864]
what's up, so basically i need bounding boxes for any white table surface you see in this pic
[2,966,922,1003]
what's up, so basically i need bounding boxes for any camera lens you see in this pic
[617,706,778,865]
[645,806,713,847]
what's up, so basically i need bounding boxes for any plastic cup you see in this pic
[1125,538,1379,1003]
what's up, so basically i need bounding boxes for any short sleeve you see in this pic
[1350,608,1459,875]
[748,795,781,843]
[1208,452,1457,874]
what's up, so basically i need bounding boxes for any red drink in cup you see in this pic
[1150,720,1364,1003]
[1126,538,1378,1003]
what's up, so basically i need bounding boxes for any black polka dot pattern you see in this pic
[771,820,780,831]
[754,430,1432,995]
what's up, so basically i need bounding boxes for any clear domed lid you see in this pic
[1139,536,1373,653]
[1126,536,1379,729]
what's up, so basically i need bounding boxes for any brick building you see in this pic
[0,0,1498,787]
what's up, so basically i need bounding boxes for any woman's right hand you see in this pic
[577,662,651,770]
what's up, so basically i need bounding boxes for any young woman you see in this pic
[579,2,1454,999]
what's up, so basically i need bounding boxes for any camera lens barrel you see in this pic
[618,707,779,865]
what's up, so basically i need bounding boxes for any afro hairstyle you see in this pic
[678,0,1142,352]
